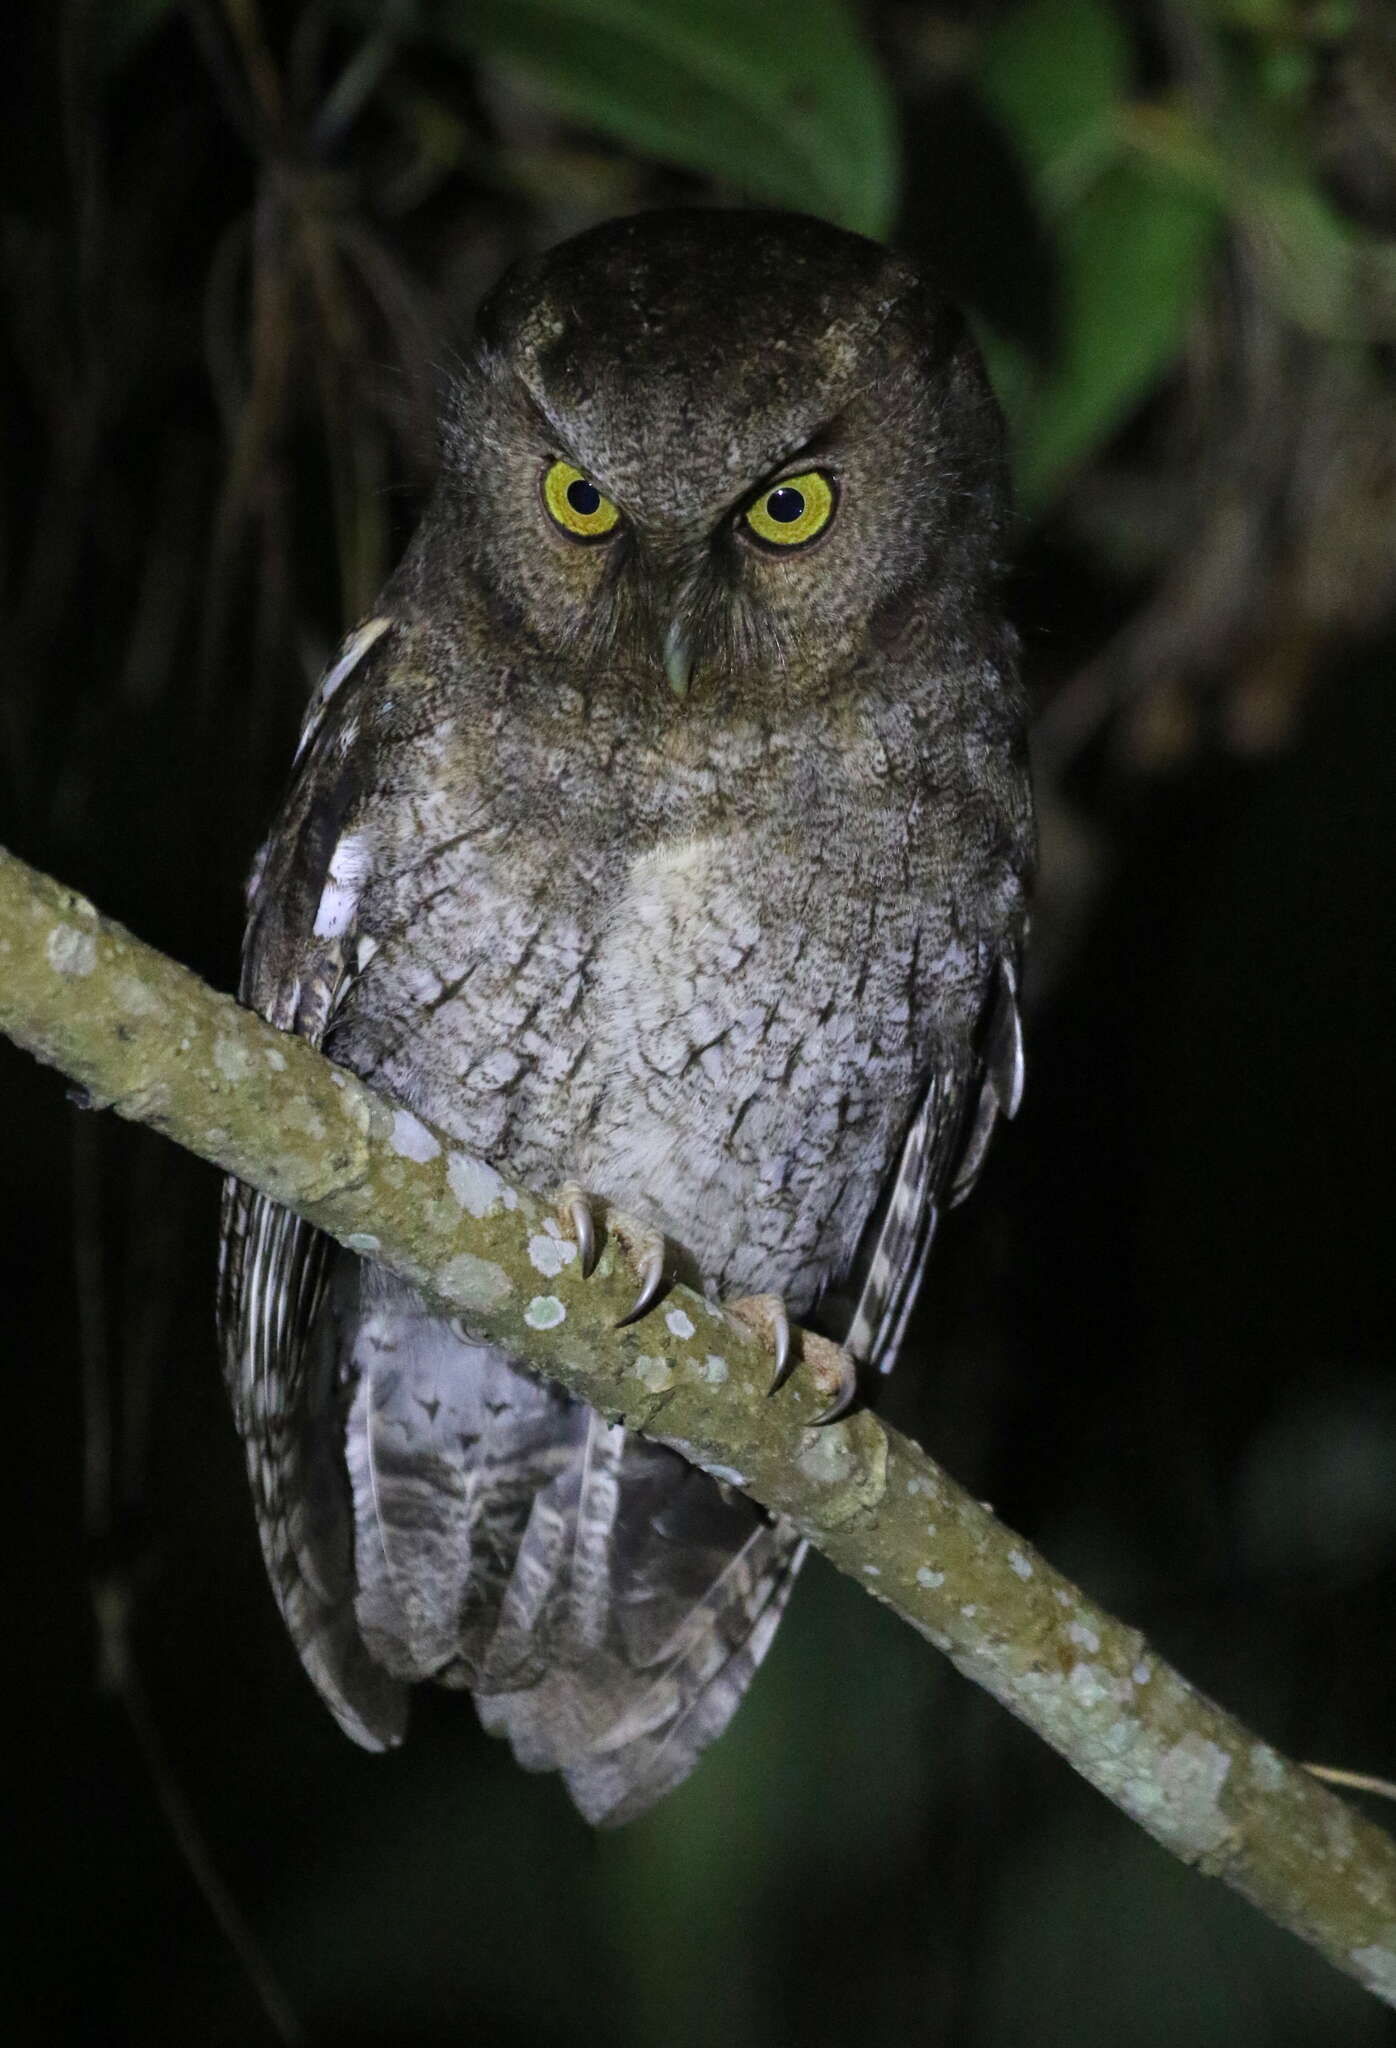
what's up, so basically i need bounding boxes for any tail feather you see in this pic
[476,1433,805,1822]
[344,1278,584,1685]
[251,1257,800,1822]
[476,1485,572,1694]
[562,1523,805,1826]
[561,1413,628,1657]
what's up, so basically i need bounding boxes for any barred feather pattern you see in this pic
[331,1261,805,1825]
[218,613,1027,1822]
[846,954,1024,1376]
[218,1183,408,1748]
[216,622,817,1822]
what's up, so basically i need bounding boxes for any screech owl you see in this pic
[218,209,1033,1826]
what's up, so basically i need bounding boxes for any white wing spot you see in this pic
[323,615,390,704]
[665,1307,696,1341]
[917,1567,944,1589]
[524,1294,566,1330]
[1008,1548,1034,1581]
[313,833,373,939]
[294,616,391,765]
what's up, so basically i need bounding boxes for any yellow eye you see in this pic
[743,469,837,550]
[542,460,621,541]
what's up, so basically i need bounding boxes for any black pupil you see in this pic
[566,478,602,517]
[766,486,805,524]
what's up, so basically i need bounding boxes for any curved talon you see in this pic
[556,1180,599,1278]
[810,1354,860,1427]
[569,1195,597,1279]
[615,1243,667,1328]
[765,1306,793,1395]
[728,1293,795,1395]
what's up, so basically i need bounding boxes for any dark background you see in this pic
[6,2,1396,2042]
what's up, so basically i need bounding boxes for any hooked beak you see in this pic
[663,618,694,700]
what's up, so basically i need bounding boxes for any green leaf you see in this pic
[985,160,1217,509]
[973,0,1222,509]
[978,0,1129,182]
[1122,103,1396,342]
[410,0,898,236]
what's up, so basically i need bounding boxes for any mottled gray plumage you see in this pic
[218,209,1033,1825]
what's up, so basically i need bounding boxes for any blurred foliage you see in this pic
[972,0,1396,502]
[5,1,1396,2045]
[975,0,1222,504]
[400,0,899,237]
[87,0,1396,510]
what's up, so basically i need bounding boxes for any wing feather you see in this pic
[844,950,1025,1377]
[217,619,407,1744]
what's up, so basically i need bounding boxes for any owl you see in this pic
[218,209,1033,1827]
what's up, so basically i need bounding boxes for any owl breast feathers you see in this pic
[217,208,1033,1825]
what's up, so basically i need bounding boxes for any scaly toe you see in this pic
[809,1344,860,1427]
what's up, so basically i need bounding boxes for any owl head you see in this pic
[426,210,1009,708]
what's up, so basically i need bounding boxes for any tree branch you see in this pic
[4,840,1395,2009]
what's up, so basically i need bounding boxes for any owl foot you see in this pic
[728,1295,860,1426]
[555,1183,674,1326]
[805,1341,860,1427]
